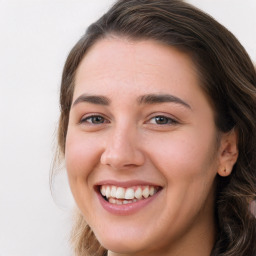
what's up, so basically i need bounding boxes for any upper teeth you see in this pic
[100,185,157,200]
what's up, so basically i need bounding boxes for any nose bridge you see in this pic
[100,120,144,169]
[110,123,132,152]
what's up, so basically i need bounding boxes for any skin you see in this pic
[65,37,238,256]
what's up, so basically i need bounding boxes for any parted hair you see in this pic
[55,0,256,255]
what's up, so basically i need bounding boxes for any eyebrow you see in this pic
[72,94,110,106]
[138,94,191,109]
[72,93,191,109]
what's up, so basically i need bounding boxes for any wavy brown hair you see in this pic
[54,0,256,255]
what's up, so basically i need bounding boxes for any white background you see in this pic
[0,1,255,255]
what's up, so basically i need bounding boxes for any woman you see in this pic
[54,0,256,255]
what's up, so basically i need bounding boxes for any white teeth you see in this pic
[105,186,111,198]
[135,187,142,199]
[109,198,116,204]
[110,186,117,197]
[125,188,135,199]
[100,186,106,196]
[149,186,155,196]
[116,187,125,199]
[100,184,159,203]
[142,186,149,198]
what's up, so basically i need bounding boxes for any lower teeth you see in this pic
[108,198,138,205]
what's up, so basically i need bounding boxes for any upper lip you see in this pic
[94,179,163,188]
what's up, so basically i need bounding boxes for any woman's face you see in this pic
[65,38,221,255]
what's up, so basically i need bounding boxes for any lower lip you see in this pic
[96,190,161,216]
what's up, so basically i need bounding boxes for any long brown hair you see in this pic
[54,0,256,255]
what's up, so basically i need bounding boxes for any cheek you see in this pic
[64,131,103,216]
[65,131,102,179]
[146,128,218,182]
[146,130,218,223]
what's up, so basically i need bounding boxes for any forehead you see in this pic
[74,37,205,107]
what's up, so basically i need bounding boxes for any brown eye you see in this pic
[155,116,169,124]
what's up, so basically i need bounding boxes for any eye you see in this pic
[148,115,178,125]
[80,115,108,125]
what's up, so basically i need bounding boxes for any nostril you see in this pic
[100,148,145,169]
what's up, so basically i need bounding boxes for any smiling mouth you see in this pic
[99,185,161,205]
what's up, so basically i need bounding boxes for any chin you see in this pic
[94,227,152,254]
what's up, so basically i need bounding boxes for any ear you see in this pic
[217,128,239,177]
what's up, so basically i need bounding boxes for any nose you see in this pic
[100,126,145,170]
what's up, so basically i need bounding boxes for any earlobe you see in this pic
[218,167,232,177]
[217,128,239,177]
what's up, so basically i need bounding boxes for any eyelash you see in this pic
[80,115,109,125]
[147,115,178,125]
[79,114,178,126]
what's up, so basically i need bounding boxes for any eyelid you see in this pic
[79,113,110,125]
[145,112,180,125]
[78,112,181,127]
